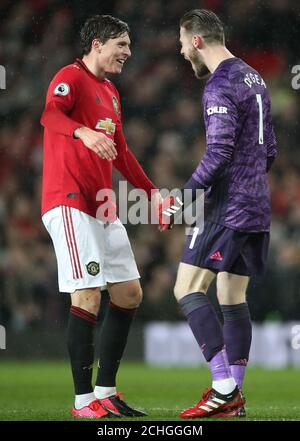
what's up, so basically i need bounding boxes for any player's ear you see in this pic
[193,35,203,50]
[92,39,102,53]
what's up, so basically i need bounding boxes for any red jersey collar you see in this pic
[75,58,106,83]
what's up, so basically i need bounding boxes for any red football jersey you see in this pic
[41,58,156,217]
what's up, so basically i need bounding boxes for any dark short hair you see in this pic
[80,15,130,55]
[180,9,224,45]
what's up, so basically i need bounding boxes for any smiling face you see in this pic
[97,33,131,75]
[179,26,209,79]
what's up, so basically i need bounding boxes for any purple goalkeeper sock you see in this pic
[221,303,252,388]
[210,347,232,381]
[178,292,224,362]
[230,365,246,388]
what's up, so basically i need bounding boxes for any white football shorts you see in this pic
[42,206,140,293]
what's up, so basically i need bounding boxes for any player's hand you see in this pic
[158,196,175,232]
[149,191,173,231]
[151,190,163,221]
[74,127,117,160]
[158,195,184,231]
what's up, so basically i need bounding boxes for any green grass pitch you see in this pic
[0,361,299,421]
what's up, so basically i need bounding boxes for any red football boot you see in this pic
[179,386,245,419]
[214,389,246,417]
[72,399,117,419]
[213,405,246,417]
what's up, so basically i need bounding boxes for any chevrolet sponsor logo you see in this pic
[95,117,116,135]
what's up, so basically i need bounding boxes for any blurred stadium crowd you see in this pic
[0,0,300,331]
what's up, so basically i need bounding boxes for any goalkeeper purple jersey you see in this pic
[191,57,277,232]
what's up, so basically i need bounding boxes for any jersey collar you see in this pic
[75,58,106,83]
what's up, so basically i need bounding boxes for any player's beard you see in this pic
[189,48,210,80]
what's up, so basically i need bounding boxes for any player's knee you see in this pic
[174,282,186,301]
[113,286,143,309]
[216,290,226,304]
[72,288,101,315]
[174,280,200,301]
[174,272,212,301]
[88,296,101,314]
[125,286,143,308]
[217,289,246,304]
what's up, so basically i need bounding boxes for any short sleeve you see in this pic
[46,66,79,114]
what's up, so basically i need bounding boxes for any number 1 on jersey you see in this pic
[256,93,264,145]
[189,227,200,249]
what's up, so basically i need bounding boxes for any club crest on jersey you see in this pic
[207,106,228,116]
[95,117,116,135]
[112,96,119,115]
[54,83,70,96]
[86,261,100,276]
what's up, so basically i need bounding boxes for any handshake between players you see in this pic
[156,194,184,232]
